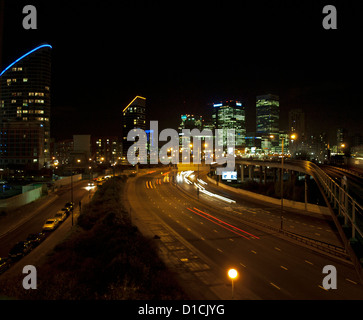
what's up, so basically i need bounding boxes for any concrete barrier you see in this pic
[206,175,330,216]
[0,186,42,209]
[53,174,82,188]
[178,163,210,172]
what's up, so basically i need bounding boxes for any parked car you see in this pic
[58,207,69,215]
[26,232,46,248]
[0,257,11,275]
[42,218,59,231]
[64,202,73,211]
[54,210,67,222]
[8,241,31,261]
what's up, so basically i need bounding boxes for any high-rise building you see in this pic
[178,114,205,155]
[212,100,246,149]
[256,94,279,136]
[122,96,146,157]
[0,44,52,168]
[0,121,45,169]
[178,114,203,131]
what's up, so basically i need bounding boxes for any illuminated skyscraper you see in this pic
[0,44,52,169]
[178,114,203,131]
[212,100,246,149]
[256,94,279,136]
[122,96,146,157]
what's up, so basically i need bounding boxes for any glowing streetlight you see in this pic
[280,133,297,230]
[228,268,238,299]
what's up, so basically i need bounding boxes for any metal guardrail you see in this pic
[280,229,348,260]
[224,205,349,260]
[310,162,363,241]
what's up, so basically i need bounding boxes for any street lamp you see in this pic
[228,268,238,299]
[280,133,297,230]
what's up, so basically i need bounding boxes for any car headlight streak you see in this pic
[178,171,236,204]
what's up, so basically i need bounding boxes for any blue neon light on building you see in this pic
[0,44,52,77]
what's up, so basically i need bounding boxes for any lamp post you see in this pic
[228,268,238,299]
[270,134,297,231]
[70,170,74,226]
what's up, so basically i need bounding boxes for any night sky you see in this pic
[1,0,362,144]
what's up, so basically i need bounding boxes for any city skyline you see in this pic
[0,1,362,145]
[2,1,363,305]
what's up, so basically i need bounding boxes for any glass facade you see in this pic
[256,94,279,136]
[0,44,52,169]
[212,100,246,149]
[122,96,146,157]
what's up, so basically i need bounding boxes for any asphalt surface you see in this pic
[0,180,89,257]
[127,170,363,299]
[192,173,343,247]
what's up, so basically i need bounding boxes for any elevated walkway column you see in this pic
[259,166,263,184]
[263,167,267,184]
[249,165,254,181]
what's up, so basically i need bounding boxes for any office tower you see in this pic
[212,100,246,149]
[178,114,204,153]
[0,121,45,169]
[0,44,52,169]
[122,96,146,157]
[178,114,203,131]
[256,94,279,136]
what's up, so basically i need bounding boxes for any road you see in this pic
[185,171,343,247]
[127,170,363,299]
[0,180,89,258]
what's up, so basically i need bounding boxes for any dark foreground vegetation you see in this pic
[1,176,188,299]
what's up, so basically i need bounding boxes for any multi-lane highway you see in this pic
[127,169,363,299]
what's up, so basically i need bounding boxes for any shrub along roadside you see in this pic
[18,176,188,299]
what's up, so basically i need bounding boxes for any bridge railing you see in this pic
[310,162,363,241]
